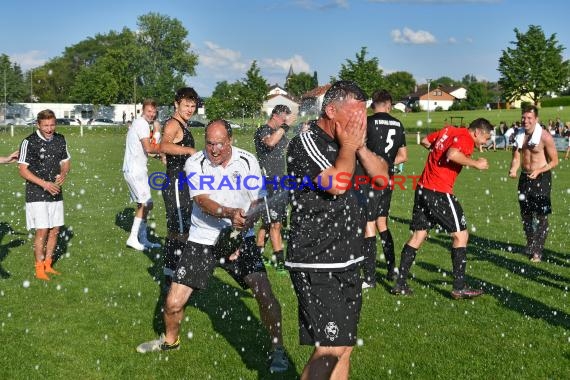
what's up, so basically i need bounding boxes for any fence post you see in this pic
[11,124,14,137]
[416,131,421,145]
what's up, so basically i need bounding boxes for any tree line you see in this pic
[1,13,568,119]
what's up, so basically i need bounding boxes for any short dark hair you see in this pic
[468,118,493,133]
[206,119,233,138]
[271,105,291,116]
[522,104,539,117]
[37,109,56,122]
[371,89,392,106]
[175,87,199,104]
[320,81,367,117]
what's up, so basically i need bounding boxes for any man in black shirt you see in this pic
[361,90,407,288]
[253,105,293,271]
[286,81,388,379]
[159,87,198,286]
[18,109,71,280]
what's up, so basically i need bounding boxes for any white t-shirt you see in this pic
[122,117,151,173]
[185,147,266,245]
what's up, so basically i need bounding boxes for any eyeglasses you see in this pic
[206,141,227,150]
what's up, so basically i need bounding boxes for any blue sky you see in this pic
[2,0,569,97]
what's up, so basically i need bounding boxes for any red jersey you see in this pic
[419,126,474,194]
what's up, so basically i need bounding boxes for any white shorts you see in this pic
[124,171,152,205]
[26,201,64,230]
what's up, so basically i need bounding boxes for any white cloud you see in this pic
[448,37,457,44]
[465,37,474,43]
[9,50,47,70]
[199,41,247,72]
[263,54,311,73]
[391,27,437,44]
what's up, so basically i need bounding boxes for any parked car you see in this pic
[0,115,17,125]
[188,120,205,128]
[228,121,242,129]
[56,118,80,125]
[89,118,116,126]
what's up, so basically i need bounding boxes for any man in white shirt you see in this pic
[122,99,161,250]
[137,119,289,373]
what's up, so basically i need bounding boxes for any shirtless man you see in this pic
[508,104,558,262]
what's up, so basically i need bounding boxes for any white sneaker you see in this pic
[362,281,374,289]
[136,334,180,353]
[126,237,145,251]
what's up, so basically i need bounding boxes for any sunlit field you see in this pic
[0,123,568,379]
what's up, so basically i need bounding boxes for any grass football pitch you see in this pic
[0,125,568,379]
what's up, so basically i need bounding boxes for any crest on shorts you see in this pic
[324,321,339,341]
[176,266,186,279]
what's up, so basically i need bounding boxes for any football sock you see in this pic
[380,230,395,274]
[396,244,417,287]
[44,257,61,275]
[35,261,49,281]
[129,217,143,241]
[362,237,377,283]
[451,247,467,290]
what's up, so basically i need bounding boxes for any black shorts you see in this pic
[260,180,288,224]
[174,236,266,290]
[290,269,362,347]
[518,171,552,215]
[162,173,193,234]
[410,186,467,233]
[365,187,393,221]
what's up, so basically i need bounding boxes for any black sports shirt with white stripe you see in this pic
[18,130,70,202]
[286,121,365,272]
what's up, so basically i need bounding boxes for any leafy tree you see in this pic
[336,47,383,98]
[460,74,477,86]
[33,12,198,105]
[205,81,243,120]
[286,72,315,97]
[464,82,490,109]
[70,64,119,105]
[136,13,198,104]
[0,54,27,103]
[240,61,268,119]
[34,28,137,102]
[383,71,416,101]
[498,24,570,105]
[433,76,457,88]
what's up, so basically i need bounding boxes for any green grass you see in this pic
[0,124,569,379]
